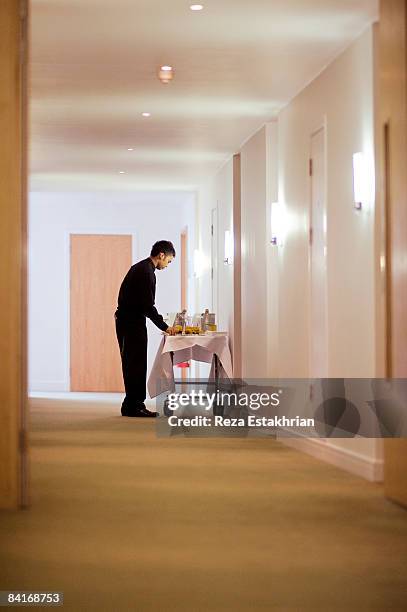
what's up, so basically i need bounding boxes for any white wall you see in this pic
[240,127,269,378]
[277,27,376,379]
[28,191,196,393]
[197,123,278,381]
[275,26,382,480]
[197,159,234,333]
[198,29,378,382]
[199,28,375,378]
[196,159,234,378]
[196,26,382,481]
[265,123,280,377]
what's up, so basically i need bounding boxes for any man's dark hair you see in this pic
[150,240,176,257]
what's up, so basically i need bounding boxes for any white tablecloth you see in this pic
[147,333,233,398]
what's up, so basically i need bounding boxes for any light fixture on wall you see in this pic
[158,65,174,84]
[270,201,285,246]
[224,230,233,264]
[194,249,203,278]
[352,152,367,210]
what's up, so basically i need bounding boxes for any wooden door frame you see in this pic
[180,229,188,311]
[233,153,242,379]
[374,0,407,507]
[0,0,29,509]
[180,229,188,381]
[210,206,219,314]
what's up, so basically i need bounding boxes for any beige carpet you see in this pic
[1,398,406,611]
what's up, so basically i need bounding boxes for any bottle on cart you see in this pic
[180,309,187,335]
[174,309,187,334]
[201,308,210,332]
[207,313,217,332]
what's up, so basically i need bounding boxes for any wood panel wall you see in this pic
[375,0,407,507]
[0,0,28,509]
[233,153,242,379]
[181,231,187,311]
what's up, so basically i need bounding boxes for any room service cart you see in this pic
[147,332,233,401]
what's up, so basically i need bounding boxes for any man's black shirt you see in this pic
[116,258,168,331]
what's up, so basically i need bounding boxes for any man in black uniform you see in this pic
[115,240,176,417]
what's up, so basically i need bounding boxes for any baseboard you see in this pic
[281,435,384,482]
[29,380,69,392]
[29,391,125,402]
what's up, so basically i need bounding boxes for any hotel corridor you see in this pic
[1,1,407,609]
[1,398,406,611]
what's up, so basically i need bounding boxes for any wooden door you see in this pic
[376,0,407,507]
[70,234,132,392]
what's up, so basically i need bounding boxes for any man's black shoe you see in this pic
[135,406,158,418]
[121,403,158,418]
[121,399,144,415]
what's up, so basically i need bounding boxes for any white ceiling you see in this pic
[30,0,378,192]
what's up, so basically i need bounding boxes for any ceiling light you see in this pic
[119,171,125,174]
[127,148,134,151]
[158,65,174,84]
[142,112,151,117]
[190,4,204,10]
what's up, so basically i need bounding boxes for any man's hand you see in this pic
[165,326,177,336]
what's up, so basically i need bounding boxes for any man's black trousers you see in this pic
[115,315,147,407]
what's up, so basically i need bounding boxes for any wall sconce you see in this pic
[224,230,233,264]
[194,249,203,278]
[352,152,367,210]
[270,201,285,246]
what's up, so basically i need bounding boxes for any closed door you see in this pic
[211,206,218,312]
[309,128,328,377]
[70,234,132,392]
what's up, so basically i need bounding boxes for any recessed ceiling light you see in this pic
[190,4,204,10]
[119,171,125,174]
[142,112,151,117]
[158,65,174,84]
[127,148,134,151]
